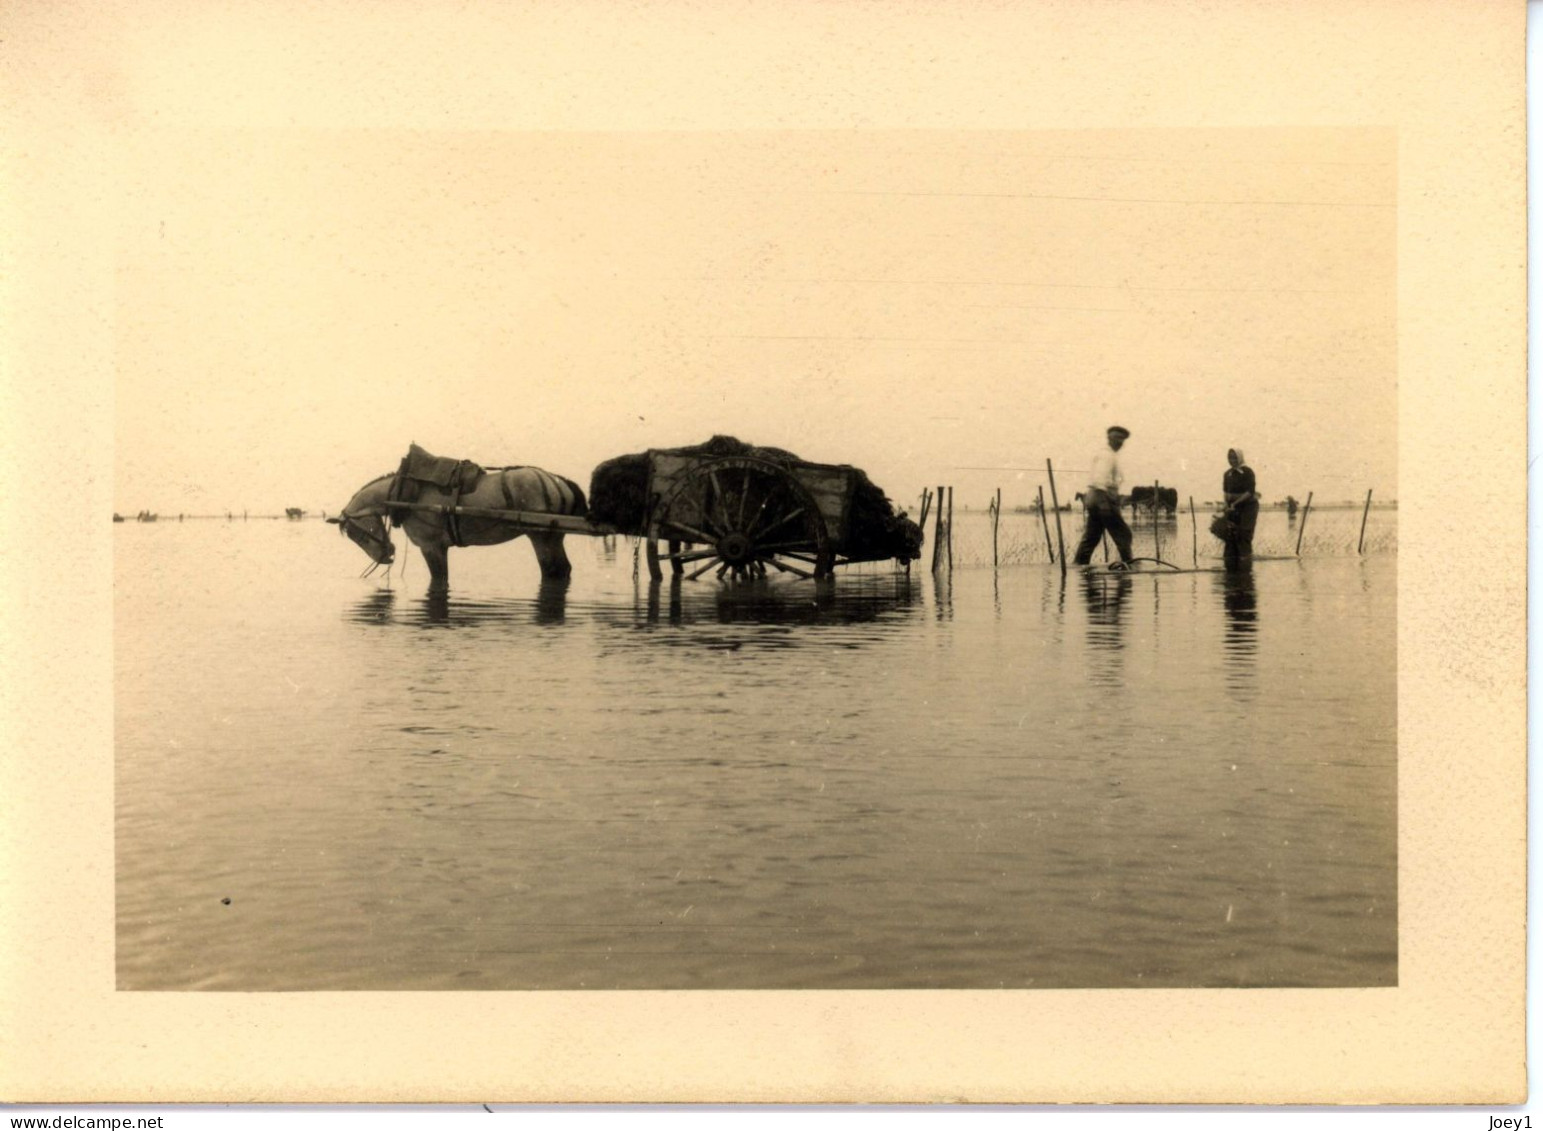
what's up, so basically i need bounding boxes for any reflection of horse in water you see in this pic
[331,452,587,594]
[347,578,573,627]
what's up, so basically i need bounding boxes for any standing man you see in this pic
[1073,425,1135,567]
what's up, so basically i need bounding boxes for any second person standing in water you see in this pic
[1222,448,1258,571]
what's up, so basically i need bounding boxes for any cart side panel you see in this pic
[791,464,855,551]
[644,452,711,533]
[645,452,700,497]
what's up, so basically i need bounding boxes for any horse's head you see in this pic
[328,476,396,568]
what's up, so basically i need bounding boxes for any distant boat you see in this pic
[285,507,306,520]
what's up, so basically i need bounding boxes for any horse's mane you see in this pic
[341,472,398,513]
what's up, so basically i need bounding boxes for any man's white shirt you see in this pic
[1088,447,1123,496]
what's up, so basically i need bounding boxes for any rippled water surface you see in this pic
[116,513,1395,989]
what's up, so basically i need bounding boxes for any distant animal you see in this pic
[331,445,588,594]
[1128,486,1178,515]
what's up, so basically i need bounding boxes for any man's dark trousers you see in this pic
[1073,498,1134,564]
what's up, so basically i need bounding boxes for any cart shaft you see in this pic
[380,499,616,537]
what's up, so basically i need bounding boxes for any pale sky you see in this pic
[114,127,1395,514]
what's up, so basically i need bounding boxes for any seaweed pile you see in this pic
[844,470,925,563]
[588,435,923,562]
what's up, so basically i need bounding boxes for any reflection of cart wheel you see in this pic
[645,457,831,582]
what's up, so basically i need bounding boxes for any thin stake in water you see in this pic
[938,487,950,573]
[1046,459,1067,578]
[1038,485,1055,563]
[990,487,1001,569]
[932,483,946,574]
[1189,495,1198,568]
[1295,491,1314,557]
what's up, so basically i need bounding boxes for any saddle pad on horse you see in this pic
[398,443,485,492]
[388,444,487,531]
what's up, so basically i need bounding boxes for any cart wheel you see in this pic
[645,457,832,582]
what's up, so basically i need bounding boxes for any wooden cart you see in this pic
[641,450,874,582]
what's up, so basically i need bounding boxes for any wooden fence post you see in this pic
[932,484,946,573]
[1037,485,1055,563]
[1295,491,1314,557]
[1046,460,1067,578]
[1189,496,1198,568]
[990,487,1001,568]
[938,487,950,573]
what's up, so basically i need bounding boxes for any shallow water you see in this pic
[116,515,1395,989]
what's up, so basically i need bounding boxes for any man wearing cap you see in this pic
[1073,426,1135,567]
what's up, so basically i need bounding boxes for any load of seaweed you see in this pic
[588,435,923,562]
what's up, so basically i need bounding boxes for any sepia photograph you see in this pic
[2,0,1523,1107]
[112,127,1397,993]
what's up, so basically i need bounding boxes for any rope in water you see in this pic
[1120,556,1183,571]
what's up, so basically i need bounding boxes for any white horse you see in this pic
[332,465,588,593]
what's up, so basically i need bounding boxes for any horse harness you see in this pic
[388,444,489,548]
[346,447,557,551]
[335,506,396,560]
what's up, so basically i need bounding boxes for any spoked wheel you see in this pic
[645,457,832,582]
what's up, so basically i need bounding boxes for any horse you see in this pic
[330,463,589,593]
[1128,485,1179,516]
